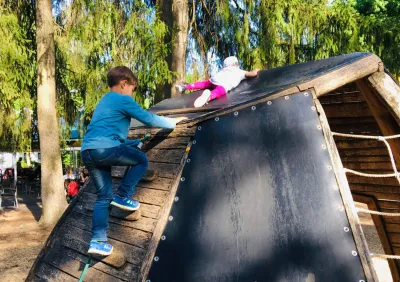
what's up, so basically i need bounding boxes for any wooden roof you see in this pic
[26,126,197,281]
[27,53,400,281]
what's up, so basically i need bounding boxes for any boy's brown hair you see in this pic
[107,66,137,87]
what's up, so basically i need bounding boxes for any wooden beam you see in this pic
[368,72,400,125]
[323,102,373,118]
[138,142,192,282]
[356,78,400,168]
[299,54,381,96]
[350,183,400,194]
[315,97,379,282]
[356,195,400,281]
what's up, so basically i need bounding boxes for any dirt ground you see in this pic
[0,196,51,282]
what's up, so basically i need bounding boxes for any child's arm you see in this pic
[122,96,185,129]
[244,69,260,78]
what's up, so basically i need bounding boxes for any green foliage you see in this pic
[61,151,71,168]
[189,0,400,78]
[55,0,172,119]
[0,7,35,152]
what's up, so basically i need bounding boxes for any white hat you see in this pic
[223,56,238,67]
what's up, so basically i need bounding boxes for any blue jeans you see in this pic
[81,144,148,241]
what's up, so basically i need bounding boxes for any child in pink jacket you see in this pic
[176,56,260,107]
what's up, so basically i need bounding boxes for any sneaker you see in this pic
[175,84,186,94]
[88,240,113,256]
[110,195,140,211]
[194,89,211,108]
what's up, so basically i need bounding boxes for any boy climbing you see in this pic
[81,66,186,256]
[176,56,260,107]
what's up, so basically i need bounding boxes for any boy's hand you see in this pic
[173,117,188,123]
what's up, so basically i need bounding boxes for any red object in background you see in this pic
[67,181,79,196]
[3,168,14,179]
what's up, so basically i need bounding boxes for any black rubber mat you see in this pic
[147,92,366,282]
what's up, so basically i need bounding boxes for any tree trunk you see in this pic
[26,152,31,167]
[155,0,188,103]
[36,0,67,226]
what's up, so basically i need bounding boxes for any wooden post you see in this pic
[314,96,379,282]
[356,78,400,165]
[353,194,400,281]
[368,72,400,125]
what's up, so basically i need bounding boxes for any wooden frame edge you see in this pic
[314,95,379,282]
[137,141,192,282]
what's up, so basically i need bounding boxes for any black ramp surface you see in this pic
[150,52,371,112]
[147,93,366,282]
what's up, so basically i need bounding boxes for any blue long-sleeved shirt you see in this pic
[81,92,176,151]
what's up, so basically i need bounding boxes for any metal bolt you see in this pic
[267,101,272,105]
[215,117,219,121]
[352,251,358,256]
[154,256,159,261]
[251,106,256,111]
[174,197,179,202]
[234,111,239,116]
[304,92,309,96]
[192,140,196,144]
[359,280,365,282]
[317,125,322,130]
[311,106,316,111]
[344,227,350,232]
[284,96,289,100]
[321,145,327,150]
[327,165,332,170]
[146,280,151,282]
[161,235,166,240]
[181,177,185,182]
[198,126,202,130]
[169,216,173,221]
[187,159,191,163]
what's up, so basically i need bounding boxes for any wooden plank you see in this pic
[112,167,159,181]
[146,149,186,164]
[137,143,191,282]
[133,187,169,206]
[128,126,197,138]
[343,161,400,170]
[298,53,381,96]
[328,116,377,125]
[323,102,373,118]
[148,162,181,178]
[335,139,384,149]
[356,78,400,168]
[364,197,400,280]
[43,248,123,281]
[34,262,77,282]
[348,175,400,186]
[78,191,161,220]
[378,200,400,209]
[355,192,400,201]
[350,184,400,194]
[51,244,138,281]
[368,72,400,125]
[65,212,152,249]
[339,148,389,157]
[137,177,174,191]
[341,156,391,163]
[315,97,379,282]
[57,224,146,266]
[144,137,191,150]
[319,92,364,104]
[329,122,381,134]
